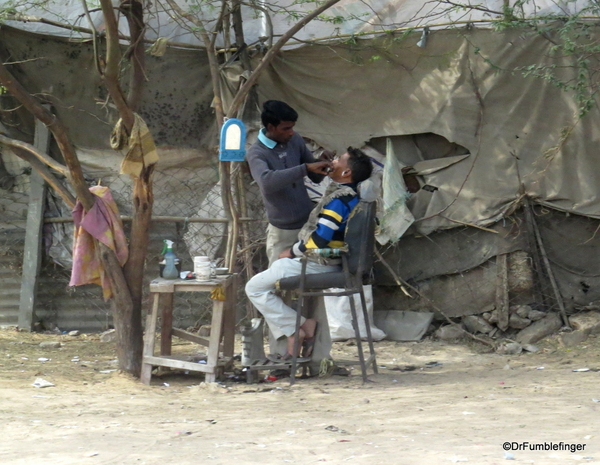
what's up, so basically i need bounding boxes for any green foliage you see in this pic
[317,14,345,24]
[509,1,600,117]
[446,0,600,117]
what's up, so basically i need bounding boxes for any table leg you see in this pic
[141,293,160,385]
[206,297,225,382]
[160,293,174,356]
[222,276,236,359]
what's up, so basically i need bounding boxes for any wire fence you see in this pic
[2,148,600,339]
[0,152,268,331]
[101,164,269,331]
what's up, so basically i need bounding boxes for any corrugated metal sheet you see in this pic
[0,228,24,326]
[0,220,218,332]
[0,225,113,332]
[34,269,112,333]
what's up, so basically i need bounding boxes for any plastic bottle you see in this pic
[161,240,179,279]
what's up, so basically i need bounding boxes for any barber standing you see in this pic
[247,100,332,267]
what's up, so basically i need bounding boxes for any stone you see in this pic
[488,310,498,324]
[522,344,540,353]
[560,330,589,348]
[68,330,80,337]
[189,382,229,394]
[434,324,466,341]
[462,315,494,334]
[528,310,546,321]
[99,329,116,343]
[373,311,434,341]
[496,342,523,355]
[512,305,532,319]
[516,312,562,344]
[482,312,492,322]
[509,314,531,329]
[39,341,61,349]
[198,325,211,337]
[42,321,58,332]
[568,311,600,334]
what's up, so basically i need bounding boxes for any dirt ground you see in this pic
[1,327,600,465]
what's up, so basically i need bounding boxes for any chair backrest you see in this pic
[344,200,377,276]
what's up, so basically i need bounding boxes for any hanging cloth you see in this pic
[69,186,129,300]
[111,113,159,178]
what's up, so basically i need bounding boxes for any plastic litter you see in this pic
[32,378,54,388]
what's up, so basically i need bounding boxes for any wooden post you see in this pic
[18,117,51,330]
[140,293,160,385]
[159,293,174,356]
[528,204,571,328]
[522,196,549,308]
[495,253,509,331]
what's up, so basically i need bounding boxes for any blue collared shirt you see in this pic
[258,128,277,149]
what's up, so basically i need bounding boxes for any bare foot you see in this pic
[300,318,317,340]
[287,328,306,357]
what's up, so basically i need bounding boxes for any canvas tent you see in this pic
[4,0,592,47]
[1,0,599,335]
[4,0,599,227]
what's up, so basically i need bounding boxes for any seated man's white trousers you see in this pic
[245,257,340,340]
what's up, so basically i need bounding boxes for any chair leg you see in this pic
[358,287,378,374]
[289,293,304,385]
[290,258,308,385]
[348,292,368,382]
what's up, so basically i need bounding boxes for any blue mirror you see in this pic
[219,118,246,161]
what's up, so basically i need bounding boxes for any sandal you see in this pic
[301,322,319,358]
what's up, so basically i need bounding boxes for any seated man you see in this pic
[245,147,373,361]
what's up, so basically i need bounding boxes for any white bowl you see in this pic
[214,267,229,275]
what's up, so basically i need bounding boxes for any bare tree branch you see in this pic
[241,1,273,47]
[0,61,95,210]
[98,0,135,131]
[6,144,76,208]
[79,0,103,75]
[0,133,69,176]
[120,0,147,111]
[435,0,504,17]
[226,0,343,117]
[5,13,102,35]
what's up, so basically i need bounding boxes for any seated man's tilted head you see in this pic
[262,100,298,144]
[329,147,373,184]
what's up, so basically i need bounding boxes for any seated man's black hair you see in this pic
[346,147,373,184]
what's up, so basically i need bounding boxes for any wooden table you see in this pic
[140,274,237,385]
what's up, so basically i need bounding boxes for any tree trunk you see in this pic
[0,59,142,374]
[96,244,137,373]
[95,0,156,377]
[0,58,142,375]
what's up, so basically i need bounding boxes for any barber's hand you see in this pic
[306,161,332,175]
[279,249,293,259]
[319,149,336,161]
